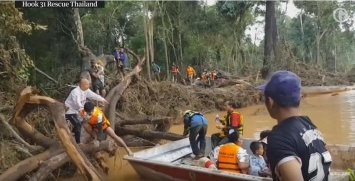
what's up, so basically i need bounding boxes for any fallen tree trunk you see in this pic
[29,141,116,181]
[104,48,146,127]
[0,148,61,181]
[116,127,185,141]
[123,137,157,147]
[0,137,116,181]
[0,86,120,181]
[119,117,172,125]
[17,87,103,180]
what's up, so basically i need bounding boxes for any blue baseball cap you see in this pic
[255,70,302,105]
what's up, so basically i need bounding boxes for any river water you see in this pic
[61,90,355,181]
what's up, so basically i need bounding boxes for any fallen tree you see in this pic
[0,48,186,181]
[69,8,184,146]
[101,48,184,146]
[0,86,117,181]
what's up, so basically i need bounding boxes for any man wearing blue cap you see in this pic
[255,70,331,181]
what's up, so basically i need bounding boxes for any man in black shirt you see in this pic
[255,70,332,181]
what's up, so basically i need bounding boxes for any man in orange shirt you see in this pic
[171,63,180,83]
[186,65,196,85]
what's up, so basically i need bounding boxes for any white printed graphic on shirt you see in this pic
[300,128,332,181]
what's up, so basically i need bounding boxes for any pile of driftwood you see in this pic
[0,49,185,181]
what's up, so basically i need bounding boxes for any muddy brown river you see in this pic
[61,90,355,181]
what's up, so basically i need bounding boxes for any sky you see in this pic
[203,0,301,45]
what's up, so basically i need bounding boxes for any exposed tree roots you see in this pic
[0,48,186,181]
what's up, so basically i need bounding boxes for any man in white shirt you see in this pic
[65,78,107,144]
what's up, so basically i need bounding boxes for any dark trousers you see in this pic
[65,114,82,144]
[211,132,228,149]
[189,124,208,156]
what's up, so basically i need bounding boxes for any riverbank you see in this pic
[60,89,355,181]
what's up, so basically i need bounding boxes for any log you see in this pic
[12,87,103,181]
[121,135,156,147]
[29,141,116,181]
[116,127,185,141]
[301,86,351,95]
[0,113,38,151]
[119,117,172,126]
[11,88,56,148]
[0,140,115,181]
[34,66,59,84]
[103,48,145,128]
[0,148,63,181]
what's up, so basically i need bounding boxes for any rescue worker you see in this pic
[113,47,120,70]
[80,102,134,156]
[114,47,127,79]
[151,62,161,81]
[211,69,217,80]
[171,63,180,83]
[201,69,208,83]
[209,133,249,174]
[211,100,244,149]
[186,65,196,85]
[89,59,106,97]
[183,110,208,159]
[64,78,107,144]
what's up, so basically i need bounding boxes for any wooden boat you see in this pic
[124,137,351,181]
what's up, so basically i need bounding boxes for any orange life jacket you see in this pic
[226,111,244,135]
[80,107,110,130]
[218,111,244,137]
[217,143,248,174]
[201,72,208,81]
[186,66,194,76]
[171,65,178,73]
[211,71,217,80]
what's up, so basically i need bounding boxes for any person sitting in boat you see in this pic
[259,129,271,166]
[182,110,208,159]
[209,132,249,174]
[249,141,271,177]
[211,100,244,149]
[80,101,134,156]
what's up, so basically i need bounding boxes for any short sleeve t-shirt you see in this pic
[266,116,332,181]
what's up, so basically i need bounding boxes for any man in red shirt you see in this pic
[211,100,244,149]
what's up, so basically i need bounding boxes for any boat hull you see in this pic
[129,159,349,181]
[125,137,350,181]
[129,159,271,181]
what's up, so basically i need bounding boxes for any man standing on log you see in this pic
[183,110,208,160]
[65,78,107,144]
[89,59,106,97]
[255,71,331,181]
[80,102,134,156]
[114,47,127,79]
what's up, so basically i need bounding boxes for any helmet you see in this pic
[84,102,95,112]
[183,110,192,116]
